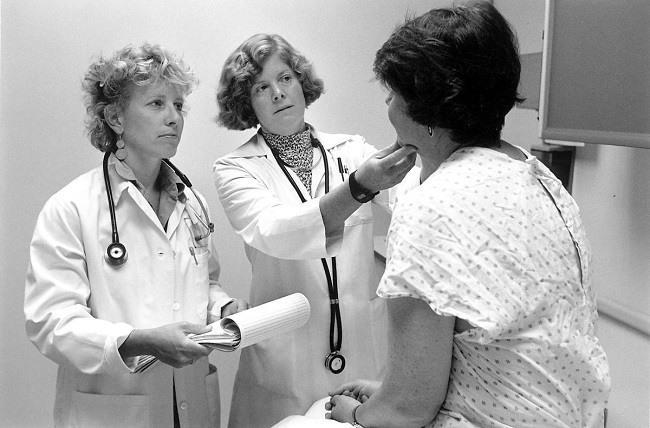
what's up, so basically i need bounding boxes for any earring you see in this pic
[115,138,127,161]
[427,125,434,137]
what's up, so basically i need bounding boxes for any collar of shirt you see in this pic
[108,155,188,228]
[110,155,186,202]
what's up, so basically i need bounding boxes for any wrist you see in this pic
[349,170,379,203]
[352,404,365,427]
[119,328,152,359]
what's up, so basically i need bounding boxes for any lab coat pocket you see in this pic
[70,390,150,428]
[205,364,221,428]
[192,246,210,277]
[194,245,210,260]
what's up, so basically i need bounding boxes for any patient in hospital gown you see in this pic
[373,147,612,427]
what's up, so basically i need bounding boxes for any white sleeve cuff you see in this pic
[104,323,137,374]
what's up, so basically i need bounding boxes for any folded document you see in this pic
[134,293,311,373]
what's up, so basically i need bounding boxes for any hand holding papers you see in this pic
[133,293,310,373]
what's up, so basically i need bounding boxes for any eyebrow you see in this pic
[144,91,184,100]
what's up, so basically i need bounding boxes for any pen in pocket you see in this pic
[189,245,198,265]
[337,157,347,182]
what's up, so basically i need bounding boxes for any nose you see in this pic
[165,104,180,127]
[271,84,285,102]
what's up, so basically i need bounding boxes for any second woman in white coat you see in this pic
[213,34,416,427]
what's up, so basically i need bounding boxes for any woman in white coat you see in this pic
[213,33,416,427]
[25,43,246,428]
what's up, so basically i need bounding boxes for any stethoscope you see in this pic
[262,131,346,374]
[102,150,214,267]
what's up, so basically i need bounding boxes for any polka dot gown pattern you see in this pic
[378,147,610,428]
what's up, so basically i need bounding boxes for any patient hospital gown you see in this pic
[378,147,610,428]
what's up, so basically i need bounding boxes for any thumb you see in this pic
[185,323,211,334]
[378,144,417,167]
[373,141,401,159]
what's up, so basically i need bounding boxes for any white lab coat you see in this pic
[213,127,387,428]
[25,155,231,428]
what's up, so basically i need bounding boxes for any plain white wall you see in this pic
[2,1,648,427]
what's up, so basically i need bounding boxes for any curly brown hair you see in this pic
[216,34,324,130]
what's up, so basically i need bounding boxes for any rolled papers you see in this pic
[133,293,310,373]
[221,292,311,349]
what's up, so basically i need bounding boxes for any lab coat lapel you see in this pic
[227,132,271,158]
[309,126,354,195]
[125,188,168,236]
[106,161,167,237]
[166,201,184,239]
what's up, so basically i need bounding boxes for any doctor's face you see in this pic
[250,53,306,136]
[118,81,185,163]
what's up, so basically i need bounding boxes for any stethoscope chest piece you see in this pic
[102,151,210,269]
[105,242,128,266]
[325,351,346,374]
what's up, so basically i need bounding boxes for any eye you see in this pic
[150,99,163,107]
[280,74,292,83]
[174,102,184,112]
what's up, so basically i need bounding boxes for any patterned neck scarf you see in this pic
[262,128,314,195]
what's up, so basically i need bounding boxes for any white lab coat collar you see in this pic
[228,124,355,158]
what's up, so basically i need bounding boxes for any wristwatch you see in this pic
[349,170,379,203]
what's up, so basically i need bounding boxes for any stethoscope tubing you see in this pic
[103,151,121,245]
[264,132,344,357]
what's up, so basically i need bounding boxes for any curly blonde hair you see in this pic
[82,43,197,152]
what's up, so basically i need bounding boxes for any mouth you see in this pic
[274,105,293,114]
[159,133,178,138]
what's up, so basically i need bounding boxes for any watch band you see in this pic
[349,170,379,203]
[352,404,365,427]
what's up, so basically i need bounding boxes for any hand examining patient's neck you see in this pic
[319,141,416,237]
[353,141,417,194]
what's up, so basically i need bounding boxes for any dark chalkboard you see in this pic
[539,0,650,149]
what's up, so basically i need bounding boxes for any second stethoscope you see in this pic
[102,150,214,267]
[263,131,346,375]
